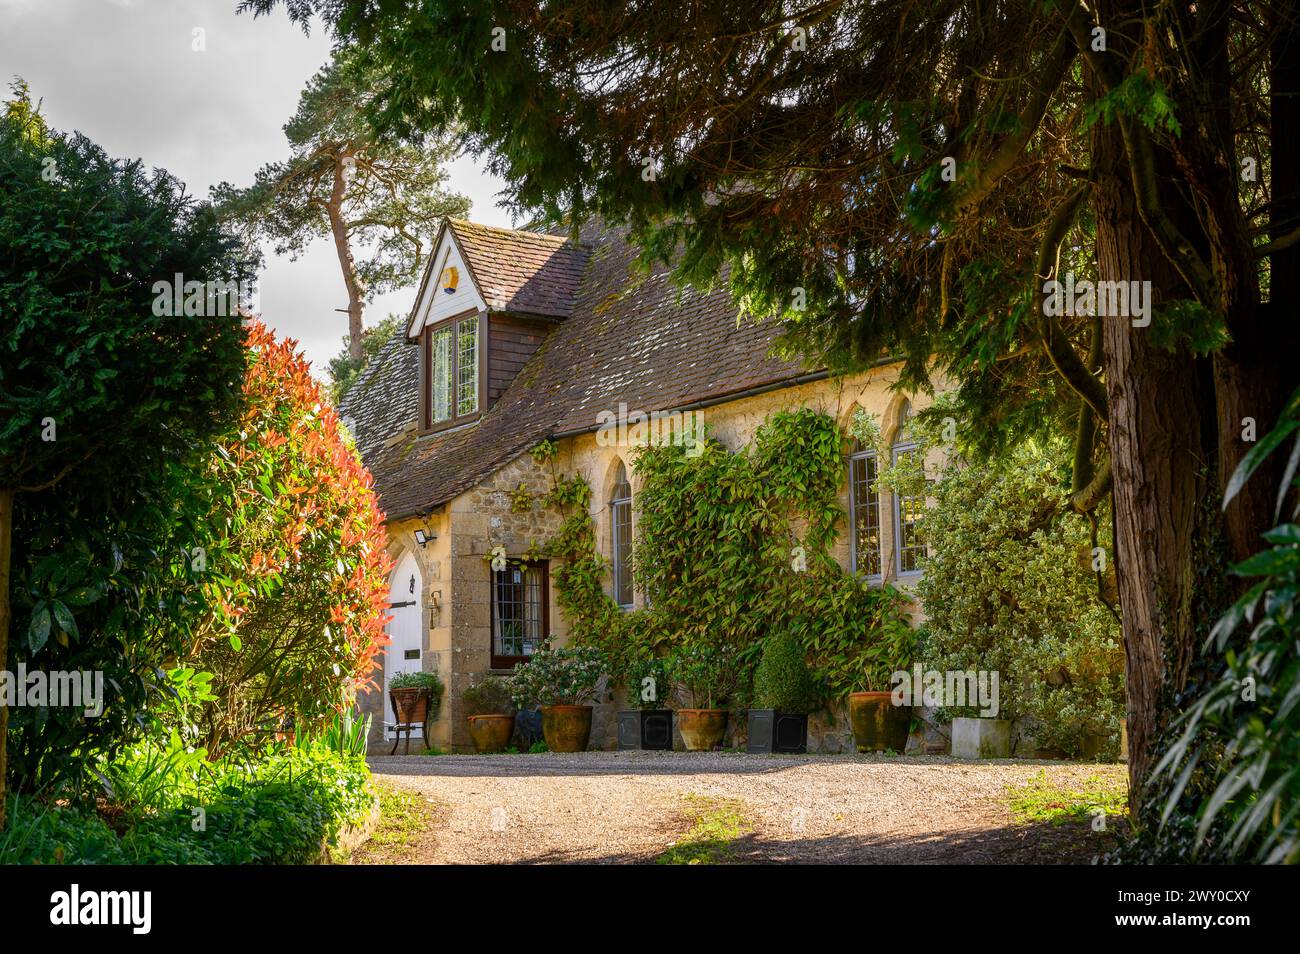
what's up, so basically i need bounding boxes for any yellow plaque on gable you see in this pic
[440,265,459,295]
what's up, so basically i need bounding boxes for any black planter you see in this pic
[746,709,809,754]
[514,707,543,749]
[616,709,674,750]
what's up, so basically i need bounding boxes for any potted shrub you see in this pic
[461,677,515,753]
[747,630,818,754]
[388,670,443,727]
[668,644,739,751]
[616,655,673,751]
[848,619,915,753]
[507,644,604,752]
[388,670,444,754]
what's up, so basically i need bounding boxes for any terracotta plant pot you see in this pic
[467,714,514,753]
[540,705,593,752]
[678,708,728,751]
[389,687,430,726]
[848,691,910,753]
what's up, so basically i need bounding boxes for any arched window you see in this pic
[891,400,926,575]
[848,436,883,579]
[610,462,634,608]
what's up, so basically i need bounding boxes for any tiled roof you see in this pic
[338,328,418,463]
[451,219,588,318]
[342,219,815,521]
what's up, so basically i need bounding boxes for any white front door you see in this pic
[384,551,424,737]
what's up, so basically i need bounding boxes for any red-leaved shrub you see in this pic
[188,321,391,755]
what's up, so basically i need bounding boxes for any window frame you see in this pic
[891,441,926,577]
[420,308,485,433]
[610,464,634,609]
[848,443,884,581]
[489,558,549,670]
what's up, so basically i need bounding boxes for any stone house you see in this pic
[341,217,941,753]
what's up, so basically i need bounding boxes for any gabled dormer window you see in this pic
[422,310,482,431]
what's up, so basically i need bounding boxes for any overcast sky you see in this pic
[0,0,515,373]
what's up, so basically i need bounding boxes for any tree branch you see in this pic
[1061,2,1219,309]
[1071,453,1113,513]
[949,5,1080,216]
[1071,318,1104,493]
[1034,182,1109,423]
[15,443,104,494]
[1254,225,1300,258]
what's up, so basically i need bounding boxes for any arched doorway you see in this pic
[384,551,423,737]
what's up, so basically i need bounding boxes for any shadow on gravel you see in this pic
[507,818,1123,865]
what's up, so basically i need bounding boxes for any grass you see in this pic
[655,795,750,865]
[351,782,441,862]
[1006,769,1129,826]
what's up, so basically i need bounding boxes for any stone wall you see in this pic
[445,452,566,751]
[547,362,944,613]
[533,364,946,752]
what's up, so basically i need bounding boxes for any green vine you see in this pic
[529,438,558,464]
[848,407,883,449]
[541,408,914,702]
[508,482,534,513]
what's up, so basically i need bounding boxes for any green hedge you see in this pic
[1,743,372,865]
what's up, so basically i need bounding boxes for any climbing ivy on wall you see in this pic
[535,408,914,703]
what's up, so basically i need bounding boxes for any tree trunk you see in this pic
[0,488,13,831]
[1215,4,1300,538]
[1270,9,1300,324]
[1090,56,1219,811]
[328,153,365,362]
[1195,2,1299,562]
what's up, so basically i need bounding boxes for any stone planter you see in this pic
[616,709,673,750]
[467,714,514,753]
[848,692,910,753]
[678,708,727,751]
[541,704,593,752]
[745,709,808,754]
[950,717,1012,759]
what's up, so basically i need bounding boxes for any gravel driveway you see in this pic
[353,751,1126,865]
